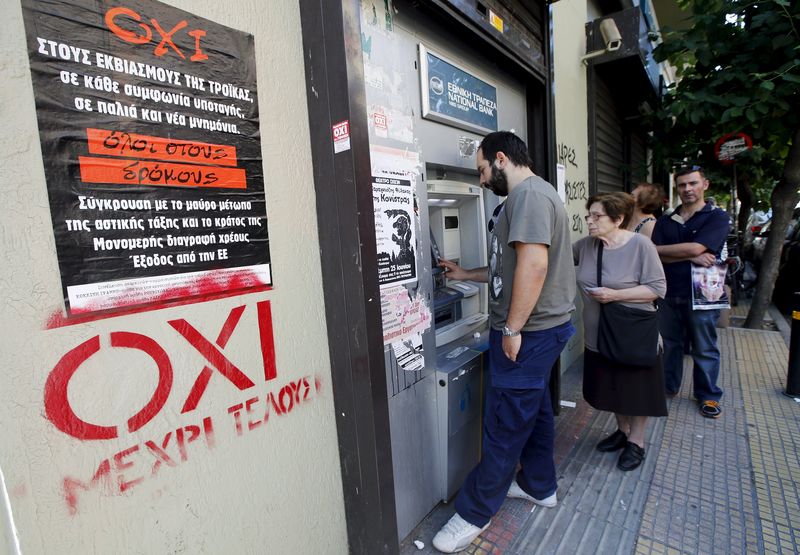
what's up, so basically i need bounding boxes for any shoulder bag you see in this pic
[595,242,660,368]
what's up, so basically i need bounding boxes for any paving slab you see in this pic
[400,322,800,555]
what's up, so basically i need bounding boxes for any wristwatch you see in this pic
[502,325,520,337]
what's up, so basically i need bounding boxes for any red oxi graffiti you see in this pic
[63,376,319,514]
[44,301,277,440]
[44,299,323,513]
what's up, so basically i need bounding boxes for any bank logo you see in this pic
[429,75,444,95]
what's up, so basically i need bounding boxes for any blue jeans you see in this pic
[659,297,722,402]
[454,322,574,526]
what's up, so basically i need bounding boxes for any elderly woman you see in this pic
[627,182,664,239]
[573,192,667,471]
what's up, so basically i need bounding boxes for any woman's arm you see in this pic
[587,285,658,304]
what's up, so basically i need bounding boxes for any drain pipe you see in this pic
[785,292,800,397]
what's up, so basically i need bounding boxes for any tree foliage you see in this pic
[655,0,799,158]
[653,0,800,327]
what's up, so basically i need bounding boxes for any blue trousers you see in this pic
[455,323,574,527]
[659,297,723,402]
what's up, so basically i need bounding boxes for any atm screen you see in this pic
[430,228,443,274]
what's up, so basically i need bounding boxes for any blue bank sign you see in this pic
[419,45,498,135]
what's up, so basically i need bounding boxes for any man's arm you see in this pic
[656,242,707,259]
[656,242,715,266]
[503,242,548,361]
[656,209,730,266]
[438,259,488,282]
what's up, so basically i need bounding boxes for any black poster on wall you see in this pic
[21,0,271,315]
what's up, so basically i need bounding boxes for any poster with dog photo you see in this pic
[372,176,417,287]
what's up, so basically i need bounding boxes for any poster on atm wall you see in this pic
[372,176,416,287]
[21,0,271,315]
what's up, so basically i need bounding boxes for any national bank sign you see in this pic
[419,44,498,135]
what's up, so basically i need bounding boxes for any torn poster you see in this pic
[381,284,432,344]
[391,334,424,372]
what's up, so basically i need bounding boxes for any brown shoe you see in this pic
[700,400,721,418]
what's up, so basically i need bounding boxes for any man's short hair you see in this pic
[479,131,534,170]
[675,164,706,180]
[633,182,665,215]
[586,192,635,229]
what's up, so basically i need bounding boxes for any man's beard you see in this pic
[485,165,509,196]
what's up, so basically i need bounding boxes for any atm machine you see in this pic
[427,178,489,503]
[387,175,493,539]
[428,180,488,346]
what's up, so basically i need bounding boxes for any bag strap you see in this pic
[595,242,605,347]
[596,239,660,310]
[596,241,604,287]
[633,216,656,233]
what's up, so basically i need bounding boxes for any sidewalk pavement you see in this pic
[402,306,800,554]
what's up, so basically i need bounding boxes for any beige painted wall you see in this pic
[0,1,347,553]
[553,0,590,370]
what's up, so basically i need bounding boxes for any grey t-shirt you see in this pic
[572,233,667,352]
[488,175,576,331]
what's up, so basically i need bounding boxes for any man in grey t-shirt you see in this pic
[433,132,576,553]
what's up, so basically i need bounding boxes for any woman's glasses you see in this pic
[584,213,609,222]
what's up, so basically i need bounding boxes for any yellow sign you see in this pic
[793,311,800,321]
[489,11,504,33]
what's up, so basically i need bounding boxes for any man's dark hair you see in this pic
[478,131,534,170]
[586,192,635,229]
[675,164,706,180]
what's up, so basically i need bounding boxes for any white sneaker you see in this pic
[432,513,489,553]
[507,480,558,508]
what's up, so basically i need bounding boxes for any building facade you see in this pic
[0,0,679,553]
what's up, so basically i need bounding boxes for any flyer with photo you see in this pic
[691,263,730,310]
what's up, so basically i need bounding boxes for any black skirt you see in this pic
[583,348,668,417]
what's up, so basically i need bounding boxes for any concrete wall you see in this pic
[552,0,590,370]
[0,1,347,553]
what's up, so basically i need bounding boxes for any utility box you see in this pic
[435,346,483,502]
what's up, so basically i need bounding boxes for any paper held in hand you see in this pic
[691,263,731,310]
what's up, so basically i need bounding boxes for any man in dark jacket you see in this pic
[652,166,730,418]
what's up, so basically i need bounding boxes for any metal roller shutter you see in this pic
[595,76,625,193]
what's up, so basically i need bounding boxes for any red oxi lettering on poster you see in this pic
[105,6,209,62]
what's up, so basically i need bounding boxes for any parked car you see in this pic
[749,207,800,271]
[749,219,773,269]
[742,210,770,260]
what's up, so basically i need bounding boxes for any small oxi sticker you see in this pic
[373,111,388,139]
[332,120,351,153]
